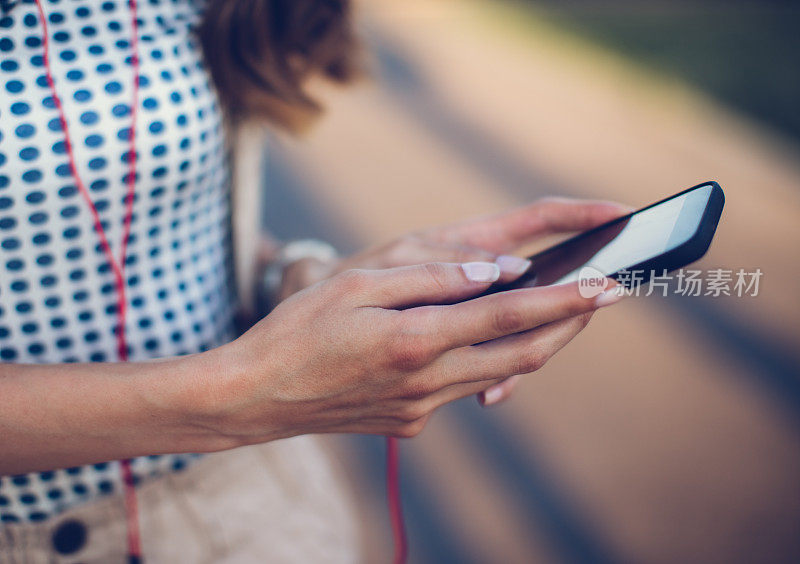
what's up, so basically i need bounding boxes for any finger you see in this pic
[479,375,521,406]
[381,238,530,284]
[398,238,499,266]
[424,376,506,408]
[418,281,616,351]
[332,418,432,439]
[393,375,506,415]
[354,262,501,309]
[434,198,632,253]
[410,240,531,284]
[414,312,592,391]
[459,313,592,384]
[403,312,592,399]
[525,198,634,236]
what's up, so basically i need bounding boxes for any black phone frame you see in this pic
[526,180,726,287]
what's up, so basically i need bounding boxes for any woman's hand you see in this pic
[273,197,630,404]
[200,261,622,444]
[279,198,629,291]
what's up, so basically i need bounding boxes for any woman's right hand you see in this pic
[201,261,621,443]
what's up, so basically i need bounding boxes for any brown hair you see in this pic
[199,0,359,131]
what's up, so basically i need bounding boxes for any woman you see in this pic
[0,0,627,561]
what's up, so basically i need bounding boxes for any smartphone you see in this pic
[488,181,725,293]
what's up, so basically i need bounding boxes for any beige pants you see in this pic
[0,437,361,563]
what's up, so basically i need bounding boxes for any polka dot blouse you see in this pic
[0,0,237,523]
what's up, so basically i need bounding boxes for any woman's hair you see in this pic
[199,0,360,131]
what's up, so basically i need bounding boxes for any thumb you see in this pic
[367,262,501,309]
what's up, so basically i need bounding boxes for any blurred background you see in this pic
[258,0,800,562]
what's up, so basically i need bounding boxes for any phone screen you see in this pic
[506,184,715,289]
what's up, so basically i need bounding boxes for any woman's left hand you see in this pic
[269,197,630,404]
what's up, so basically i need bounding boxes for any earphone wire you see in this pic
[33,2,405,562]
[386,437,408,564]
[33,0,143,560]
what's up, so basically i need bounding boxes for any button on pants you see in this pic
[0,436,361,563]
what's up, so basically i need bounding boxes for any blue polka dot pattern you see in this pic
[0,0,236,523]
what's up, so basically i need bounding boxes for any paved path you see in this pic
[261,2,800,562]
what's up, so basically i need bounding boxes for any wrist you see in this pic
[279,256,339,298]
[138,348,254,453]
[164,341,293,450]
[259,239,339,311]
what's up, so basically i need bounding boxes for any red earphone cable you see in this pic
[33,0,143,560]
[386,437,408,564]
[35,2,405,562]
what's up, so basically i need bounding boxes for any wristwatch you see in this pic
[259,239,339,312]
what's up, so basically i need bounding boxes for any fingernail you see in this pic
[483,386,504,405]
[462,262,501,283]
[496,255,532,275]
[595,289,626,308]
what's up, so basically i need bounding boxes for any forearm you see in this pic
[0,351,239,475]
